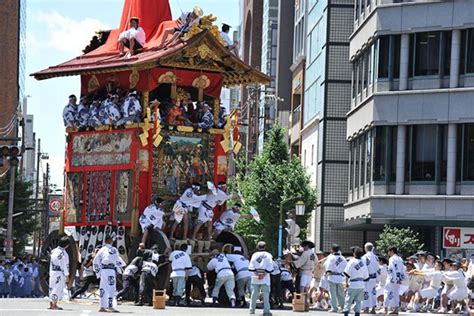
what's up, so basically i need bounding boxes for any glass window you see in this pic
[411,125,437,181]
[460,30,466,75]
[373,126,386,181]
[354,138,360,188]
[366,130,372,184]
[361,134,366,185]
[311,144,314,165]
[368,46,373,86]
[349,142,353,190]
[467,29,474,73]
[440,125,448,182]
[363,52,369,90]
[392,35,401,79]
[414,32,440,76]
[359,57,363,94]
[442,31,452,77]
[352,61,357,98]
[462,124,474,181]
[378,36,390,78]
[389,127,398,182]
[457,124,462,181]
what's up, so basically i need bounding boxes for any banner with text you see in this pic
[443,227,474,249]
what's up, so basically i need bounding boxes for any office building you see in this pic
[300,0,359,250]
[342,0,474,254]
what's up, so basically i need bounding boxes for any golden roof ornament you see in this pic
[181,14,226,47]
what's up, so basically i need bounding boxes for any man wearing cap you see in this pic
[290,241,316,310]
[361,242,380,314]
[197,102,214,129]
[158,6,204,49]
[48,236,70,310]
[122,91,142,124]
[214,203,253,234]
[63,94,78,128]
[207,249,237,307]
[383,246,405,315]
[93,234,126,313]
[139,196,167,244]
[118,17,146,57]
[249,241,274,316]
[324,244,347,312]
[170,183,207,240]
[192,181,235,240]
[220,23,238,55]
[169,243,192,306]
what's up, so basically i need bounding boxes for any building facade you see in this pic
[240,0,263,163]
[343,0,474,254]
[301,0,360,251]
[0,0,25,140]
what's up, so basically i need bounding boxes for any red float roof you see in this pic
[31,0,270,87]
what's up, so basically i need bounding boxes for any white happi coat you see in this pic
[324,252,347,284]
[169,250,192,278]
[226,254,252,280]
[198,189,232,224]
[172,188,206,223]
[139,204,165,232]
[93,244,126,309]
[362,251,380,309]
[214,210,241,232]
[122,96,142,123]
[384,254,405,308]
[49,246,69,302]
[62,103,77,128]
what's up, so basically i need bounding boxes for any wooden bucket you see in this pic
[153,289,166,309]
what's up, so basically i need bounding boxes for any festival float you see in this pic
[31,0,270,295]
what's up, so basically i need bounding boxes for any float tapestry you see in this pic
[86,171,112,222]
[152,131,214,198]
[66,172,83,223]
[71,131,132,167]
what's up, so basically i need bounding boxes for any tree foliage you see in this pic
[375,225,424,258]
[0,170,37,256]
[234,124,316,256]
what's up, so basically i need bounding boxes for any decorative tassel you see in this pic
[198,88,204,102]
[171,83,177,99]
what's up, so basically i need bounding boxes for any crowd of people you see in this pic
[0,257,43,298]
[63,91,227,131]
[46,230,474,315]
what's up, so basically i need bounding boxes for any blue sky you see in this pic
[25,0,239,187]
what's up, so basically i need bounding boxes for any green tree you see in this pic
[375,225,424,258]
[0,170,37,256]
[234,124,316,256]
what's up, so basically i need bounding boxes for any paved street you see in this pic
[0,299,440,316]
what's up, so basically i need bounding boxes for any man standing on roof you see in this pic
[118,17,146,57]
[220,23,238,55]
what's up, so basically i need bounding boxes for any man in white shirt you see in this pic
[343,247,369,316]
[324,244,347,312]
[158,6,203,49]
[118,17,146,57]
[443,261,470,314]
[93,234,126,313]
[170,183,207,240]
[248,241,274,316]
[48,236,70,310]
[291,241,316,310]
[117,257,141,304]
[207,249,236,306]
[192,181,233,240]
[214,203,252,234]
[220,23,238,55]
[226,249,252,307]
[409,260,443,312]
[362,242,380,313]
[139,196,166,244]
[383,246,405,315]
[169,243,192,306]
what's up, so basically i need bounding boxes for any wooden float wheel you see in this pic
[39,230,79,294]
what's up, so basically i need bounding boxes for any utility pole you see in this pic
[42,163,50,248]
[33,138,41,256]
[5,166,16,258]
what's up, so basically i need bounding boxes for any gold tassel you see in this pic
[198,88,204,102]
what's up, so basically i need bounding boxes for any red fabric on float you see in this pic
[92,0,174,55]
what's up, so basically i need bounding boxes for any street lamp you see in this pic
[278,197,305,258]
[295,200,305,216]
